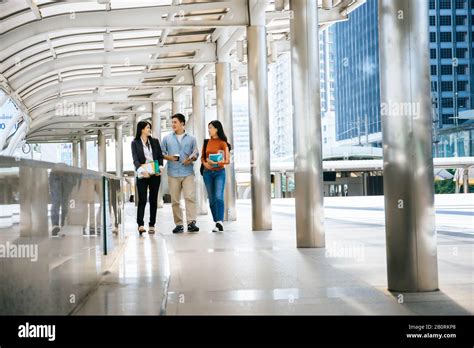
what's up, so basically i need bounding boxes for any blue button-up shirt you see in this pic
[161,131,199,177]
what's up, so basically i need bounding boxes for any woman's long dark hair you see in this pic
[135,121,152,141]
[209,120,228,143]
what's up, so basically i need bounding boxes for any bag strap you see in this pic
[203,139,209,160]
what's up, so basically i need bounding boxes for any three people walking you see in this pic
[132,115,231,235]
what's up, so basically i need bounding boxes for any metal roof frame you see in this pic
[0,0,365,144]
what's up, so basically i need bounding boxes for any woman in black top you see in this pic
[131,121,164,235]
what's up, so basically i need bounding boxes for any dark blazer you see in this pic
[131,136,164,170]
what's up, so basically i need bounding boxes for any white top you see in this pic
[176,132,185,145]
[141,138,153,163]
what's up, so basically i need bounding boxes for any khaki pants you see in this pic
[168,175,196,226]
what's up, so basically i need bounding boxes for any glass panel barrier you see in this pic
[0,156,125,314]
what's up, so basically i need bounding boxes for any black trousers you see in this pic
[136,175,161,227]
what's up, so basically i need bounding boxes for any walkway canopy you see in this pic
[0,0,365,149]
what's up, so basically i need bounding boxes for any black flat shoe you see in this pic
[187,221,199,233]
[173,225,184,234]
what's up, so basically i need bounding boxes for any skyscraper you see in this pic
[268,52,293,160]
[232,88,251,165]
[267,27,336,160]
[320,27,335,116]
[429,0,474,157]
[320,27,337,152]
[334,0,473,156]
[334,0,381,147]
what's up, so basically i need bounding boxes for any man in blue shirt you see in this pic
[161,113,200,233]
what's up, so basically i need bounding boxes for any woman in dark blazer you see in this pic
[131,121,164,235]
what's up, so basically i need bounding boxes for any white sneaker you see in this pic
[216,221,224,232]
[212,225,219,232]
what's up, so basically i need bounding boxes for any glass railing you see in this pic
[0,155,125,314]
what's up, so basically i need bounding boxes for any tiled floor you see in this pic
[73,207,170,315]
[75,196,474,315]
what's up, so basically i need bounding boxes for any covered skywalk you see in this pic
[1,0,473,316]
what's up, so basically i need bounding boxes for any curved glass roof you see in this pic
[0,0,364,144]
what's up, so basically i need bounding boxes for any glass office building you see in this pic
[333,0,381,145]
[334,0,473,156]
[269,53,293,160]
[429,0,474,157]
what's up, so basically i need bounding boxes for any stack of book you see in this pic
[209,153,223,167]
[137,160,161,178]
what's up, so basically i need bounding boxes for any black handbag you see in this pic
[200,139,209,176]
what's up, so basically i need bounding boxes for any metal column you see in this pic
[274,173,282,199]
[247,25,272,231]
[187,111,195,133]
[462,168,469,193]
[172,102,181,115]
[289,0,325,248]
[72,141,79,167]
[193,84,208,215]
[456,178,461,193]
[152,103,164,208]
[132,115,138,138]
[216,62,237,221]
[379,0,438,292]
[98,131,106,173]
[363,172,368,196]
[152,103,161,140]
[80,137,87,169]
[172,90,182,115]
[115,124,123,177]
